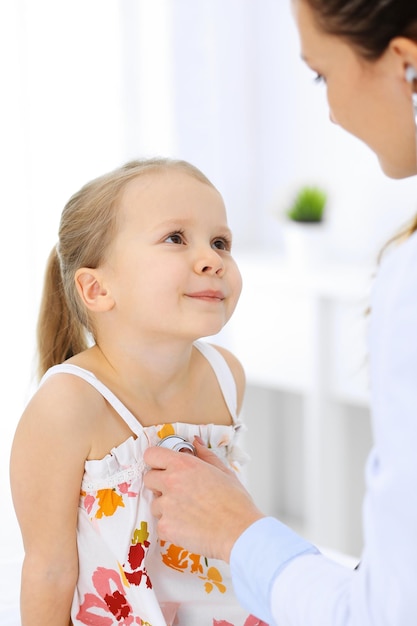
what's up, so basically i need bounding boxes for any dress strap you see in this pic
[40,364,144,437]
[193,340,238,424]
[40,343,239,432]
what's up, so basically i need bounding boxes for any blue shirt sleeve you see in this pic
[229,517,319,624]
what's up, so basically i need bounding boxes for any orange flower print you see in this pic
[160,543,203,574]
[202,566,226,594]
[160,542,226,594]
[95,489,125,519]
[157,424,175,439]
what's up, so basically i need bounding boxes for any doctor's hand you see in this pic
[144,439,264,563]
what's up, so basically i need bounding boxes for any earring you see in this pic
[405,65,417,83]
[405,66,417,125]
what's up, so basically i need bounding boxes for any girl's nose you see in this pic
[195,248,225,276]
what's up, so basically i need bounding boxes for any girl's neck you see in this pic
[69,339,198,405]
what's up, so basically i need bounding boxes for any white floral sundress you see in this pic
[40,340,268,626]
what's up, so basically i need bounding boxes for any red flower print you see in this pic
[104,590,130,621]
[124,543,152,588]
[213,616,269,626]
[76,567,135,625]
[119,482,138,498]
[128,542,147,570]
[122,522,153,589]
[244,616,269,626]
[83,494,95,514]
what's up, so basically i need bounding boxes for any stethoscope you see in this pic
[405,65,417,126]
[157,434,197,455]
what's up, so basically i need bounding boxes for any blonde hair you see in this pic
[36,158,214,379]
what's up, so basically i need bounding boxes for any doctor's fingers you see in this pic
[144,450,199,497]
[193,438,237,474]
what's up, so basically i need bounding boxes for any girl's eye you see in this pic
[314,73,325,84]
[164,231,185,245]
[212,237,231,252]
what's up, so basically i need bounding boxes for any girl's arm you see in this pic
[10,375,93,626]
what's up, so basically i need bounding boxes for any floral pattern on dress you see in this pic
[81,479,140,520]
[157,424,176,439]
[81,488,125,519]
[76,566,148,625]
[76,523,154,624]
[213,617,268,626]
[160,541,226,594]
[122,522,153,589]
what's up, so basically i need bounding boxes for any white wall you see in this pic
[1,1,127,612]
[125,0,417,263]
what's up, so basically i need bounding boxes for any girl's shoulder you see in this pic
[23,367,107,444]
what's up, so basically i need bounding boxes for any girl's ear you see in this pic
[74,268,115,312]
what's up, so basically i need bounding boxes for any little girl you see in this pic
[10,158,267,626]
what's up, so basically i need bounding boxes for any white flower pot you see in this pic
[282,221,328,268]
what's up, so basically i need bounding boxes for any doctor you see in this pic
[144,0,417,624]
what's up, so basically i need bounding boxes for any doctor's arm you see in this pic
[145,436,417,626]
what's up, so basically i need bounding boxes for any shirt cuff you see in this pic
[230,517,319,624]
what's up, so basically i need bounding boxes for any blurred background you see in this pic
[2,0,416,620]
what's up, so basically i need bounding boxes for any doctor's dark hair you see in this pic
[36,158,214,379]
[304,0,417,60]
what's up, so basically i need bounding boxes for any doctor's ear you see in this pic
[74,268,115,312]
[389,37,417,86]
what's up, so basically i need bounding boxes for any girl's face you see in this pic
[101,170,242,343]
[292,0,417,179]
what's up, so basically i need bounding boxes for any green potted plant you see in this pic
[285,186,327,223]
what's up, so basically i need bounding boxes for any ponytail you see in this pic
[36,247,88,379]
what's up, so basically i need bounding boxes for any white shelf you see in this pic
[228,251,373,402]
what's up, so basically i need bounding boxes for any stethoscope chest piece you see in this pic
[156,434,196,455]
